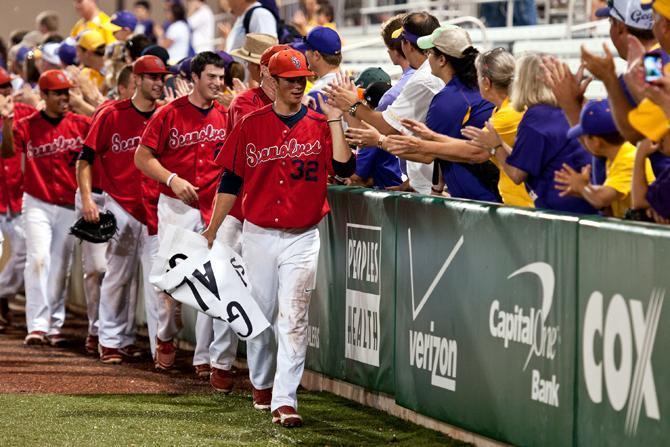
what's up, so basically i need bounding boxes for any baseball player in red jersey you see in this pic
[74,65,138,355]
[203,49,355,426]
[135,51,238,381]
[74,128,108,355]
[0,69,36,330]
[77,55,169,363]
[5,70,91,345]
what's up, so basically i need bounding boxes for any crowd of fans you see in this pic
[0,0,669,424]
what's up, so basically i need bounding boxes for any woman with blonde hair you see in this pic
[461,47,534,207]
[473,52,596,213]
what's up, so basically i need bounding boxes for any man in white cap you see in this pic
[38,43,62,72]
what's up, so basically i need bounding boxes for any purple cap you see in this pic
[58,41,78,66]
[111,11,138,31]
[567,99,619,139]
[178,57,192,78]
[291,26,341,55]
[16,46,30,63]
[217,51,235,69]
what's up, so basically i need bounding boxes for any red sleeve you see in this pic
[78,115,92,139]
[84,108,110,153]
[12,118,27,155]
[228,95,255,132]
[141,107,169,154]
[13,103,36,121]
[216,118,246,178]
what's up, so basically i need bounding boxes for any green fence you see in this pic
[151,186,670,446]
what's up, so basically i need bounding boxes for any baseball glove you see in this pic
[70,211,118,243]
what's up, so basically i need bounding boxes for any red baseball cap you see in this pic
[38,70,74,91]
[268,49,315,78]
[0,68,11,85]
[260,44,290,67]
[133,55,171,75]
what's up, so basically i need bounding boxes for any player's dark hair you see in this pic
[126,34,151,61]
[402,12,440,52]
[381,14,405,55]
[593,131,625,146]
[224,61,245,88]
[43,34,64,44]
[134,0,150,10]
[432,46,480,89]
[191,51,226,77]
[626,25,655,41]
[170,3,187,22]
[9,30,28,46]
[117,64,134,88]
[25,52,40,84]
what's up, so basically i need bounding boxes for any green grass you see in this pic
[0,391,466,446]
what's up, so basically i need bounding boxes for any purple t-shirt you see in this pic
[425,77,497,202]
[506,104,597,214]
[376,66,416,112]
[647,165,670,218]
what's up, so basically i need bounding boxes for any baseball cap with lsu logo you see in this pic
[268,49,315,78]
[595,0,654,29]
[133,55,171,75]
[38,70,74,91]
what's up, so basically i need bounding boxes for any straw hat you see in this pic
[230,33,278,65]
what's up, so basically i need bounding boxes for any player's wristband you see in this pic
[166,173,178,188]
[327,118,342,124]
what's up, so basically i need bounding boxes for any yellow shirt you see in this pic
[628,44,669,142]
[70,11,116,45]
[82,67,105,91]
[604,142,655,218]
[490,97,535,207]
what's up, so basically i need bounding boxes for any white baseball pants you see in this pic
[74,189,107,337]
[242,221,320,411]
[156,194,238,367]
[98,195,149,349]
[0,212,26,299]
[210,214,243,370]
[141,232,160,357]
[22,193,75,335]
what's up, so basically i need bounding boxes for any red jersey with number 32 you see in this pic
[140,95,227,224]
[217,105,333,229]
[14,111,90,206]
[85,99,155,223]
[0,103,37,213]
